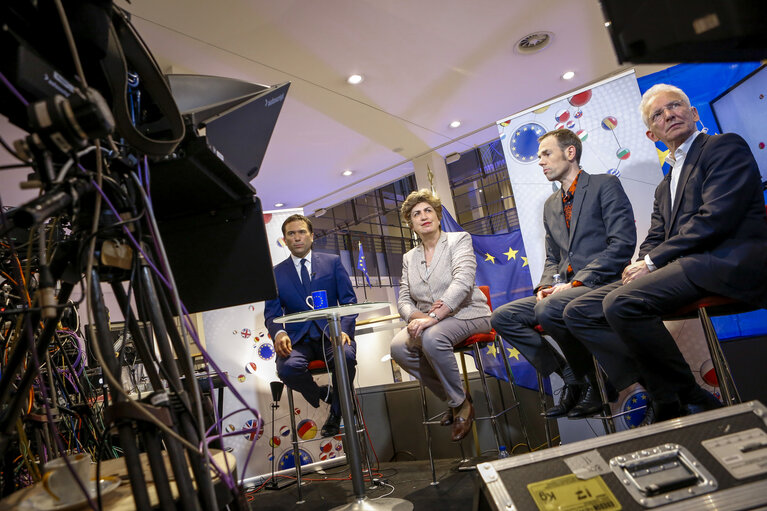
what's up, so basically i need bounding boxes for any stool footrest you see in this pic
[474,403,522,423]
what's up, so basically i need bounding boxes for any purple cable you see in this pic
[0,71,29,106]
[90,179,171,289]
[26,321,96,510]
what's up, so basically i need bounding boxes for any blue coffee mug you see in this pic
[305,290,328,309]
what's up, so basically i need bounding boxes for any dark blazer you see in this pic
[638,132,767,307]
[264,252,358,342]
[539,171,637,291]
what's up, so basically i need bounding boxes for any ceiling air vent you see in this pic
[515,31,553,54]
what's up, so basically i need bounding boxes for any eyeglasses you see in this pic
[649,101,686,125]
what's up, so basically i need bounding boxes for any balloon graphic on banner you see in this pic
[280,425,290,437]
[508,122,547,163]
[620,388,649,429]
[258,343,275,360]
[297,419,317,440]
[246,362,257,374]
[243,418,264,441]
[555,109,570,123]
[269,436,281,448]
[616,147,631,160]
[278,448,313,470]
[699,359,718,386]
[601,116,618,130]
[568,90,592,107]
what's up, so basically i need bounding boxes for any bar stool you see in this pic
[286,359,372,503]
[662,295,759,406]
[421,286,532,484]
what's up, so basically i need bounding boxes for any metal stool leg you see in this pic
[592,357,616,435]
[419,382,439,485]
[459,353,481,456]
[472,345,505,455]
[496,337,533,451]
[699,307,741,406]
[286,388,305,504]
[350,390,375,487]
[537,372,553,448]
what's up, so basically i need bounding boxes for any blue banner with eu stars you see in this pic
[441,209,542,391]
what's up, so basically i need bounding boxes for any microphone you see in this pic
[270,381,285,402]
[420,261,426,264]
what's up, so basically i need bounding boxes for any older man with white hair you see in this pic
[563,83,767,425]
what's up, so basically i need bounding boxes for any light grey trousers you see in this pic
[390,316,492,408]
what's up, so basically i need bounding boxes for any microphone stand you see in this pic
[264,382,294,491]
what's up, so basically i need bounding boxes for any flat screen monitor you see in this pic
[711,65,767,185]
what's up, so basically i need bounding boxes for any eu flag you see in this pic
[441,209,541,391]
[356,242,372,287]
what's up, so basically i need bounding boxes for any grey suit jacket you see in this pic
[638,133,767,307]
[398,231,490,321]
[539,171,636,291]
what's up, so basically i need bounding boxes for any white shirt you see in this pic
[291,250,313,284]
[665,131,700,209]
[645,131,701,271]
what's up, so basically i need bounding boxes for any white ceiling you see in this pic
[1,0,666,212]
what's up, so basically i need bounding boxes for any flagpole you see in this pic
[358,242,368,302]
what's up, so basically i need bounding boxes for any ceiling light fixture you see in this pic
[342,170,353,176]
[449,120,461,128]
[274,202,284,208]
[515,31,554,55]
[347,74,364,85]
[562,71,575,80]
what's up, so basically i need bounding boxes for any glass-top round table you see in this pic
[273,302,412,511]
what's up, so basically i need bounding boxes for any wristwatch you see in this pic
[428,312,439,321]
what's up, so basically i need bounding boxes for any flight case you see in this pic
[477,400,767,510]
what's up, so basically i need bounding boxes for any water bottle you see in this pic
[498,445,510,458]
[552,273,564,287]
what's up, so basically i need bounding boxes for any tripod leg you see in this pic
[90,269,153,510]
[139,267,215,511]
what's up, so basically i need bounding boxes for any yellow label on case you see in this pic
[527,474,622,511]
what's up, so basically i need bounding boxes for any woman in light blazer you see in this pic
[390,189,491,442]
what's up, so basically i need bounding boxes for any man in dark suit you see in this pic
[491,129,637,419]
[565,83,767,424]
[264,214,358,437]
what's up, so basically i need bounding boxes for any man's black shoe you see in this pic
[321,412,341,437]
[567,375,618,418]
[318,385,333,405]
[639,400,682,427]
[544,384,583,418]
[567,383,604,418]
